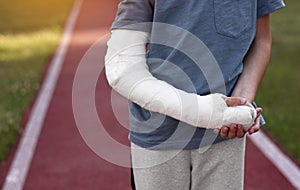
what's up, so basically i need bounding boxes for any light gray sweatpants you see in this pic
[131,137,246,190]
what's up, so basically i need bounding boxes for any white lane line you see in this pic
[2,0,83,189]
[250,131,300,189]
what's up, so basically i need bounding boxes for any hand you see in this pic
[213,96,246,139]
[214,98,263,138]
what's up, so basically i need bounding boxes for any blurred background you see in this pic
[0,0,299,180]
[256,0,300,163]
[0,0,74,162]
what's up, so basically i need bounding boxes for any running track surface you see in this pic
[0,0,297,189]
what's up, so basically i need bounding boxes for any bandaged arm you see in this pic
[105,29,256,130]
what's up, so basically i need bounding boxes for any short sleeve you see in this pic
[111,0,154,32]
[257,0,285,18]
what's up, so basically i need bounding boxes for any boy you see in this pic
[105,0,285,189]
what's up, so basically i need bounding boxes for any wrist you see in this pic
[231,91,255,103]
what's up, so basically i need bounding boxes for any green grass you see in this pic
[0,0,74,161]
[256,1,300,162]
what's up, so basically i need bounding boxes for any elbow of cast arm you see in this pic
[104,29,150,91]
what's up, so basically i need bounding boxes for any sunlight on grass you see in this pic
[0,29,61,161]
[0,29,60,61]
[0,0,74,33]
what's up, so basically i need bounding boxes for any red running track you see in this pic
[0,0,297,189]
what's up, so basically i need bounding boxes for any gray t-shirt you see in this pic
[111,0,285,149]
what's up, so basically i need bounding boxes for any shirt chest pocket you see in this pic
[213,0,254,38]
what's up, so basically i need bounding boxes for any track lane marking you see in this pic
[250,131,300,189]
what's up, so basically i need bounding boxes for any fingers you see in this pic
[248,107,262,135]
[225,97,247,107]
[236,125,245,138]
[228,124,237,139]
[248,116,260,135]
[248,124,260,135]
[219,124,246,139]
[256,108,263,118]
[220,126,229,138]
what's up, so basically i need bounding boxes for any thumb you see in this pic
[225,97,247,107]
[255,107,263,119]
